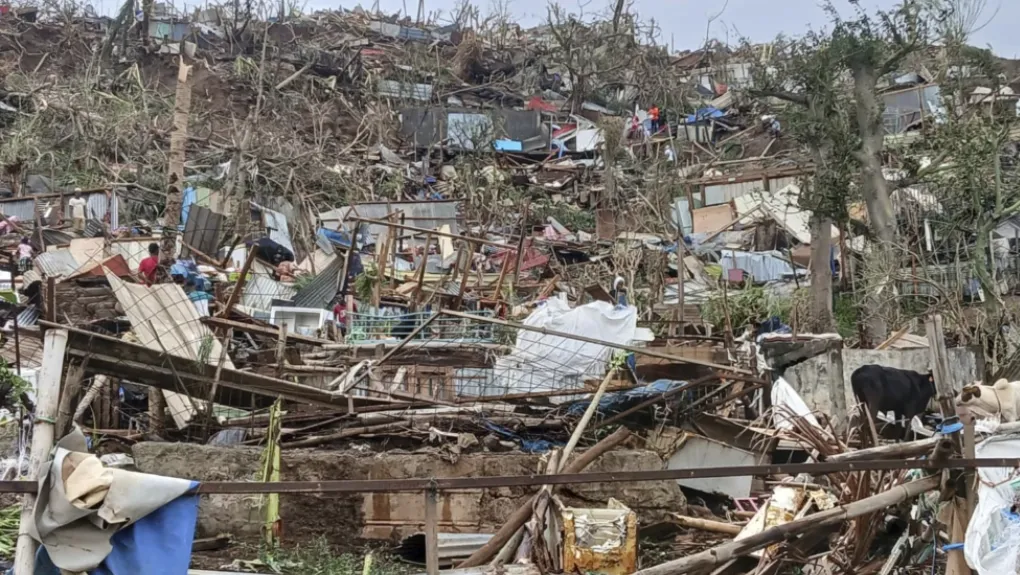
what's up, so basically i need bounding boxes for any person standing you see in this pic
[67,189,88,232]
[16,237,33,274]
[649,106,660,134]
[138,242,160,286]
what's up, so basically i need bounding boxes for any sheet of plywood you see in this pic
[692,204,735,234]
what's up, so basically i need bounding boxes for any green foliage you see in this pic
[701,285,792,333]
[293,273,317,291]
[0,504,19,559]
[260,539,414,575]
[354,264,379,303]
[532,202,596,233]
[0,360,31,410]
[833,293,859,340]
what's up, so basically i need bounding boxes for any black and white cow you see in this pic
[850,364,935,440]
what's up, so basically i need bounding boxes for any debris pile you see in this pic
[2,2,1020,575]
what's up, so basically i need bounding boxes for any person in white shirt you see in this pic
[67,189,88,232]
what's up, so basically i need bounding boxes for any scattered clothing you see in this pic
[0,217,20,235]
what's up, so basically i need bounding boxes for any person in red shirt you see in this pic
[332,295,357,338]
[138,242,160,286]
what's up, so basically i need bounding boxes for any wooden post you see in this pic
[925,314,962,448]
[14,328,68,575]
[455,240,473,310]
[412,233,434,310]
[511,201,530,289]
[425,487,439,575]
[219,247,257,318]
[676,225,686,337]
[274,324,288,379]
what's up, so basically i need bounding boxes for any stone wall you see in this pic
[782,346,982,428]
[132,443,686,542]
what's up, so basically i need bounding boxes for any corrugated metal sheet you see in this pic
[0,199,35,221]
[320,201,461,244]
[182,205,224,259]
[111,240,156,270]
[252,202,293,254]
[704,181,763,206]
[242,273,297,312]
[16,305,39,327]
[377,80,433,101]
[34,250,80,277]
[42,228,74,246]
[292,256,342,309]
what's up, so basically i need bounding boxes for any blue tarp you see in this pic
[35,482,200,575]
[493,139,523,152]
[566,379,691,417]
[685,107,725,123]
[318,227,352,249]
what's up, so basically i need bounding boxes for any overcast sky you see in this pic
[92,0,1016,57]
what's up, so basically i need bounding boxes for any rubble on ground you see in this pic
[2,3,1020,575]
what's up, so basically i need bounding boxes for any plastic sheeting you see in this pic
[771,377,822,431]
[492,298,638,396]
[965,434,1020,574]
[567,379,690,417]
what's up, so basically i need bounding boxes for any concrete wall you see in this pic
[782,346,982,427]
[132,443,686,543]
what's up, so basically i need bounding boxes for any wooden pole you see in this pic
[925,314,962,448]
[631,476,940,575]
[511,201,530,289]
[412,233,433,310]
[14,328,68,575]
[454,240,473,310]
[219,247,258,318]
[672,515,742,535]
[827,436,939,462]
[425,488,439,575]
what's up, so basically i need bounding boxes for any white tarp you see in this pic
[965,434,1020,574]
[492,297,638,396]
[771,377,822,431]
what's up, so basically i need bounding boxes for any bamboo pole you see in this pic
[14,329,68,575]
[827,436,940,462]
[632,476,940,575]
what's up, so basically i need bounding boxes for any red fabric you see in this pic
[139,255,158,286]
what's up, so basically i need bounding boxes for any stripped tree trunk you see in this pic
[162,57,193,262]
[851,60,896,344]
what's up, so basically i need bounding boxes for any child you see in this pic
[16,237,33,273]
